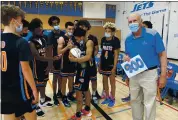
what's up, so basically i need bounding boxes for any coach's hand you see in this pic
[32,89,39,104]
[126,78,130,87]
[158,74,167,88]
[124,55,131,62]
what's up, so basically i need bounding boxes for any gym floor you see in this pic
[38,65,178,120]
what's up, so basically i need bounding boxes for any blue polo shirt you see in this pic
[125,27,165,68]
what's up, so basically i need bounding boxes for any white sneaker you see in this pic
[39,100,54,107]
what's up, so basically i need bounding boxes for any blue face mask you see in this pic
[129,23,139,32]
[105,32,111,38]
[54,25,60,30]
[68,32,73,36]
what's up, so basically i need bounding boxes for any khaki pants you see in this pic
[130,69,158,120]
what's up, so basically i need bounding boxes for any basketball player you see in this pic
[57,21,76,107]
[47,16,65,105]
[100,22,120,107]
[69,27,93,119]
[20,19,29,38]
[76,20,101,104]
[74,20,79,29]
[28,18,60,116]
[1,5,38,120]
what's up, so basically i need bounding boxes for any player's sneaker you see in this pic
[108,99,115,107]
[36,106,45,117]
[53,95,60,106]
[62,96,71,107]
[101,98,110,105]
[39,99,54,107]
[81,109,92,117]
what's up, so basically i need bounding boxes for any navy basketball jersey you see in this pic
[29,36,48,82]
[1,33,32,103]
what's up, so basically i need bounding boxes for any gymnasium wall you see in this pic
[1,1,120,44]
[115,1,178,59]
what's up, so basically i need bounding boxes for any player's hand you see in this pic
[67,42,73,49]
[45,64,54,75]
[53,55,61,60]
[158,74,167,88]
[126,78,130,86]
[32,89,39,104]
[124,55,131,62]
[69,52,77,62]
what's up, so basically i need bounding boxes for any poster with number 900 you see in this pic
[121,55,148,78]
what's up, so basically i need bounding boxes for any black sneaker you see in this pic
[20,116,25,120]
[45,95,51,102]
[95,91,101,99]
[36,106,45,117]
[39,99,54,107]
[53,95,60,106]
[62,96,71,107]
[67,93,76,102]
[57,91,62,98]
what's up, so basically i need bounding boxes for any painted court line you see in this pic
[96,107,132,119]
[48,80,96,120]
[48,80,68,119]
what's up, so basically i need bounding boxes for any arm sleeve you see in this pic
[113,37,121,50]
[46,32,53,46]
[100,37,104,49]
[93,36,98,46]
[155,32,165,54]
[18,39,33,61]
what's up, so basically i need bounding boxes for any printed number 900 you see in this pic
[124,58,144,73]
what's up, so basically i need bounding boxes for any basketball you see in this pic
[70,48,82,58]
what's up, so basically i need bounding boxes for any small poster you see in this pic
[121,55,148,78]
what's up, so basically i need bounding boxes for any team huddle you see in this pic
[1,5,120,120]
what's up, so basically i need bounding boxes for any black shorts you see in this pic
[53,60,61,72]
[61,62,76,77]
[1,99,36,117]
[35,73,48,87]
[89,65,97,81]
[74,69,90,91]
[100,63,114,76]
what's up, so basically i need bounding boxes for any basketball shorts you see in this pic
[89,65,97,81]
[1,99,36,117]
[60,61,76,77]
[53,60,61,74]
[100,62,114,76]
[35,71,48,87]
[74,69,90,91]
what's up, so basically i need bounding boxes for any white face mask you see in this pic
[53,25,60,30]
[14,20,23,33]
[67,32,73,36]
[105,32,111,38]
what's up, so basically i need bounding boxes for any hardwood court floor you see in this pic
[36,73,178,120]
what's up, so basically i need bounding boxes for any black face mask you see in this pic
[22,33,28,37]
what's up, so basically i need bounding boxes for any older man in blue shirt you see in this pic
[125,13,167,120]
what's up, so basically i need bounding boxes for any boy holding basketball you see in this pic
[69,27,94,119]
